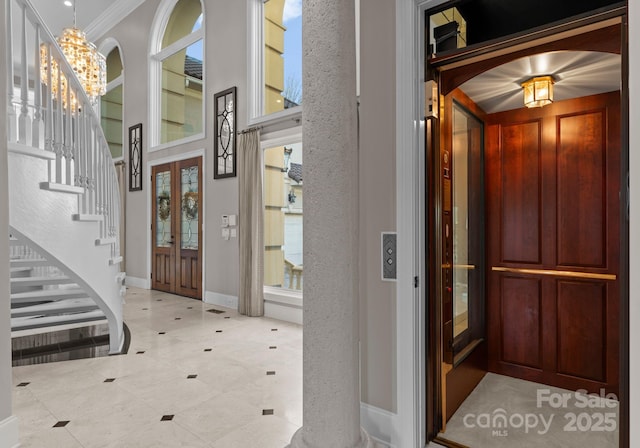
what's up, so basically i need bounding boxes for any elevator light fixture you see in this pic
[522,76,554,108]
[40,0,106,107]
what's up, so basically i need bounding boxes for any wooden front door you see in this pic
[485,91,620,395]
[151,157,203,299]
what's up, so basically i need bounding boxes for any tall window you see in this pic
[101,47,123,160]
[251,0,302,119]
[264,141,303,291]
[151,0,204,147]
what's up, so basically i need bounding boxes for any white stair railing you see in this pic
[6,0,121,263]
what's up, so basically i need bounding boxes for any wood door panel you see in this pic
[557,111,607,268]
[501,121,542,264]
[500,276,542,368]
[556,280,606,382]
[152,157,202,299]
[486,91,619,395]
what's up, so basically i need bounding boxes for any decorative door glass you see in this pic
[181,166,199,250]
[156,171,172,247]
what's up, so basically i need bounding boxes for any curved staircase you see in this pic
[6,0,125,353]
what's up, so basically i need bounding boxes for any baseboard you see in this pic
[360,402,396,448]
[264,287,303,325]
[125,276,150,289]
[0,415,20,448]
[204,291,238,310]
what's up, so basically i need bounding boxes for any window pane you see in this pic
[181,166,199,250]
[263,0,302,115]
[162,0,202,49]
[161,40,203,144]
[101,84,123,159]
[264,142,303,290]
[156,171,172,248]
[106,47,122,83]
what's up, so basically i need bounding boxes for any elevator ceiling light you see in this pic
[522,76,554,108]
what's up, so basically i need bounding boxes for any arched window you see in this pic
[100,43,124,160]
[150,0,204,148]
[249,0,302,120]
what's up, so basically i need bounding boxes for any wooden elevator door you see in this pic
[485,91,620,395]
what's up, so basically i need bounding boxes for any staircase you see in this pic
[6,0,125,353]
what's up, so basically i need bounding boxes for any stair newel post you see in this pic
[32,23,42,149]
[64,83,72,186]
[54,69,64,184]
[6,0,17,142]
[89,124,97,216]
[44,44,54,184]
[18,3,31,145]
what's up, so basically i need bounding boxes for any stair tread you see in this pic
[11,298,98,317]
[11,276,70,283]
[11,288,87,300]
[10,267,32,273]
[12,310,106,330]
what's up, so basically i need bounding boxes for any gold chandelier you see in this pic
[40,3,106,107]
[521,75,554,108]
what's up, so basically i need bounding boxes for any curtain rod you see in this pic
[237,125,263,135]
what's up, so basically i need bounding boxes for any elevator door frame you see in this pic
[425,12,629,447]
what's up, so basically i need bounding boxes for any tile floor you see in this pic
[12,287,303,448]
[438,372,619,448]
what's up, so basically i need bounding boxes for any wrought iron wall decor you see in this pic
[214,87,237,179]
[129,123,143,191]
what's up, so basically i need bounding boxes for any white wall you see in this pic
[359,0,397,412]
[628,1,639,445]
[0,2,18,444]
[97,0,247,298]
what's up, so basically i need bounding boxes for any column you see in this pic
[0,1,20,445]
[288,0,374,447]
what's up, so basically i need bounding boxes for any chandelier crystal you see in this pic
[40,26,106,107]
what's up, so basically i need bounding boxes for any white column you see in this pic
[0,1,21,446]
[288,0,374,447]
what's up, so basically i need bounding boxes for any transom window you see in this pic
[101,46,124,160]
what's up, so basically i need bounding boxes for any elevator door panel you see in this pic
[486,92,620,395]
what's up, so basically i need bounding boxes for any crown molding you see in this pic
[85,0,147,41]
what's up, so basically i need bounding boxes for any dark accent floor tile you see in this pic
[53,421,70,427]
[17,382,30,387]
[269,346,277,350]
[187,374,198,379]
[262,409,274,416]
[187,307,193,309]
[271,329,278,332]
[158,332,166,335]
[215,330,223,333]
[142,308,148,310]
[175,317,181,320]
[136,351,145,354]
[104,378,116,383]
[224,316,230,319]
[161,415,174,421]
[204,348,212,352]
[266,371,276,376]
[156,299,163,302]
[207,308,225,314]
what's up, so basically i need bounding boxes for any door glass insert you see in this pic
[156,171,172,247]
[181,166,199,250]
[451,103,484,345]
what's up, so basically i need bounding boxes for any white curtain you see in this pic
[238,129,264,316]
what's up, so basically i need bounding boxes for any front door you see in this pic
[485,91,620,395]
[151,156,203,299]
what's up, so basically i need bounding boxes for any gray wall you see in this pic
[99,0,396,413]
[0,0,12,423]
[358,0,397,412]
[98,0,247,298]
